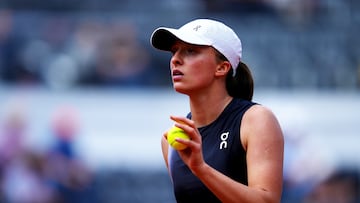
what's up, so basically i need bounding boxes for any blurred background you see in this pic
[0,0,359,202]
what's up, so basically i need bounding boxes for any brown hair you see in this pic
[215,50,254,101]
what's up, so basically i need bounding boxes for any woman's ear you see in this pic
[215,61,232,77]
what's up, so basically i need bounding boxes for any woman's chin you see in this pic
[173,85,189,95]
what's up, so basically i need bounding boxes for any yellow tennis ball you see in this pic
[167,126,190,150]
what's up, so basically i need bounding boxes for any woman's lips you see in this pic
[172,70,184,81]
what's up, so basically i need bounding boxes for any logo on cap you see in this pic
[193,25,201,31]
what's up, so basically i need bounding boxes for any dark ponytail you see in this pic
[226,61,254,101]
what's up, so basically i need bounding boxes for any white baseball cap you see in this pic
[150,19,242,76]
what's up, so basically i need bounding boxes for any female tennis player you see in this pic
[150,18,284,203]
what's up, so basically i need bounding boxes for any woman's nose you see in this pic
[170,52,182,67]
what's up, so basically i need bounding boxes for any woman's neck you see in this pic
[189,92,233,128]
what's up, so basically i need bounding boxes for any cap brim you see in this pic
[150,27,211,51]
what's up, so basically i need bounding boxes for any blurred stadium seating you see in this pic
[0,0,359,90]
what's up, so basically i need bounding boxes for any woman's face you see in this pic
[169,40,221,95]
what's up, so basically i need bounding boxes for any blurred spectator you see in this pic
[45,106,97,203]
[0,103,58,203]
[65,20,105,85]
[40,17,72,51]
[0,9,35,84]
[1,150,56,203]
[303,168,360,203]
[87,21,153,87]
[38,17,76,89]
[201,0,320,27]
[266,0,320,27]
[281,128,334,203]
[0,105,27,167]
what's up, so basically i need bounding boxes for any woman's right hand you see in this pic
[169,115,206,174]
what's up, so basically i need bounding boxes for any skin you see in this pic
[161,40,284,203]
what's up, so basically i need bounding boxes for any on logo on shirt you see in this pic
[219,131,229,149]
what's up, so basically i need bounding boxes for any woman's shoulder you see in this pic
[244,102,276,120]
[241,104,283,147]
[243,104,279,126]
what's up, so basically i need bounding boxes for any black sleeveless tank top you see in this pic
[169,98,256,203]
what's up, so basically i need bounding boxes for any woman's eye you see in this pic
[170,46,198,56]
[186,48,196,54]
